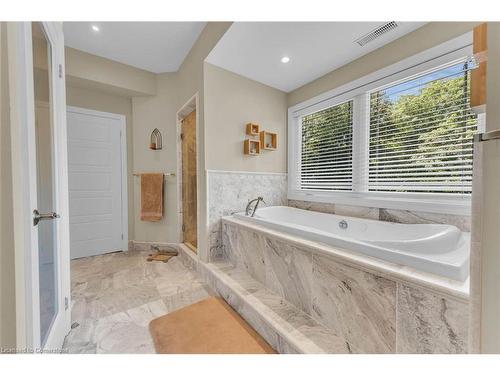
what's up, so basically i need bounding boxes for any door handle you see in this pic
[33,209,60,226]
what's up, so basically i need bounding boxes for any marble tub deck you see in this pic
[63,250,214,354]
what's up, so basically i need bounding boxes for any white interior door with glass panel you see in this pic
[23,22,71,351]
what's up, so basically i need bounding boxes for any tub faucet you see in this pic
[246,197,265,217]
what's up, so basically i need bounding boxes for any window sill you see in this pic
[288,190,471,216]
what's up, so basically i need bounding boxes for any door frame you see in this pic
[66,106,129,254]
[8,21,71,351]
[175,93,199,247]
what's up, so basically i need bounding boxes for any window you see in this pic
[289,39,479,214]
[300,101,353,191]
[368,63,477,194]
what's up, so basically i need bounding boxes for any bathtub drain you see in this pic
[339,220,348,229]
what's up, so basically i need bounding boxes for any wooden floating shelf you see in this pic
[260,131,277,150]
[244,139,261,156]
[246,123,260,136]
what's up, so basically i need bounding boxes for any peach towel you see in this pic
[140,173,164,221]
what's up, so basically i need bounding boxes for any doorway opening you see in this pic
[177,95,198,253]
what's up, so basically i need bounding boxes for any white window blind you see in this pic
[368,62,478,194]
[300,101,353,191]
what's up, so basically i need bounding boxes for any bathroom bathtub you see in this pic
[233,206,470,281]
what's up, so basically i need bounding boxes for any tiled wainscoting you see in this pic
[288,200,471,232]
[207,170,287,261]
[220,218,469,354]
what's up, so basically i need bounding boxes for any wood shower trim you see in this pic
[176,93,200,255]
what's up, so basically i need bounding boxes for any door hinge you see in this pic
[58,64,63,78]
[180,133,184,141]
[121,234,124,240]
[182,224,185,232]
[64,297,69,310]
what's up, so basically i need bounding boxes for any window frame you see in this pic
[288,33,477,215]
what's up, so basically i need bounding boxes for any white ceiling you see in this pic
[206,22,427,92]
[63,22,206,73]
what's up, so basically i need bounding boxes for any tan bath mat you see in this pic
[147,249,178,263]
[149,296,277,354]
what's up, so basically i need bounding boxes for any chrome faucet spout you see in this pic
[245,197,265,217]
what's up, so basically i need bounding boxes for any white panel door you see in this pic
[67,107,126,259]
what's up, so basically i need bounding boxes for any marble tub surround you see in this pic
[199,259,357,354]
[221,217,469,353]
[264,238,313,314]
[288,199,471,232]
[207,170,287,261]
[312,255,396,353]
[223,217,469,300]
[287,199,336,215]
[64,250,213,353]
[396,284,468,354]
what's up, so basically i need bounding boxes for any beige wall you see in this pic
[204,63,287,173]
[131,73,179,242]
[33,38,157,97]
[176,22,232,261]
[62,23,231,255]
[128,22,231,248]
[65,47,157,97]
[66,85,135,239]
[59,22,232,248]
[480,22,500,353]
[0,22,17,350]
[288,22,481,107]
[34,42,158,242]
[33,59,138,240]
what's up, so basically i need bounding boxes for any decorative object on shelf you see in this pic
[244,139,261,156]
[150,128,163,150]
[260,131,277,150]
[246,123,260,136]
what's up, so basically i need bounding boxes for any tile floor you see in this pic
[63,250,213,353]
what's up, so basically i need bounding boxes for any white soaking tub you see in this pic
[233,206,470,281]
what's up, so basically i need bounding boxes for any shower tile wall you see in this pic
[207,170,287,262]
[288,200,471,232]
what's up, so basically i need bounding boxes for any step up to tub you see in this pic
[200,260,357,354]
[149,296,276,354]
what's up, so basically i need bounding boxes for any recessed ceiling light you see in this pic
[281,56,290,63]
[91,25,100,32]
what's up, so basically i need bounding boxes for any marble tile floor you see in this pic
[63,250,214,354]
